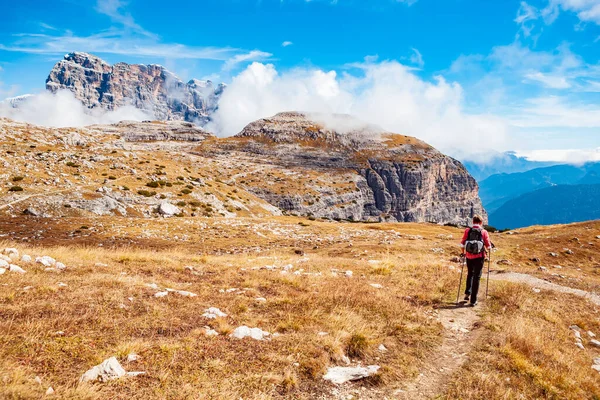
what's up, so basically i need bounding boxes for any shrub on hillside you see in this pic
[8,186,23,192]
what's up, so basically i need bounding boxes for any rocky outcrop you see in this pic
[92,120,213,142]
[46,52,224,124]
[208,112,486,224]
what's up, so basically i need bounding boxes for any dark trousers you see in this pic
[465,257,485,303]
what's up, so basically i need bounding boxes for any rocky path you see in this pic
[489,270,600,306]
[393,269,600,399]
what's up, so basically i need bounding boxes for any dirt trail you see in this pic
[489,270,600,306]
[394,270,600,399]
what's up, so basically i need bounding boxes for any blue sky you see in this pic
[2,0,600,161]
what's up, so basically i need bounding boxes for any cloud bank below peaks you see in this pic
[207,60,509,159]
[0,90,152,127]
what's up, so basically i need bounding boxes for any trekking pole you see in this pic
[486,248,491,299]
[456,254,465,304]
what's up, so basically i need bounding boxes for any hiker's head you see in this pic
[473,215,483,225]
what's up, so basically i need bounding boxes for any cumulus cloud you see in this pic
[543,0,600,25]
[0,90,152,127]
[282,41,293,47]
[207,60,509,158]
[516,148,600,163]
[222,50,273,71]
[409,48,424,68]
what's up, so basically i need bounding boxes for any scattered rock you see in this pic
[9,265,26,274]
[323,365,380,384]
[36,256,56,267]
[450,256,461,263]
[230,326,270,340]
[154,291,168,298]
[126,353,139,363]
[23,208,41,216]
[345,270,353,277]
[45,387,55,395]
[0,259,8,268]
[21,255,32,263]
[431,248,444,254]
[548,252,558,257]
[590,339,600,348]
[4,248,19,257]
[34,376,42,385]
[0,268,5,275]
[589,331,596,338]
[576,342,585,350]
[204,327,219,336]
[370,283,383,289]
[203,307,227,319]
[255,297,267,302]
[497,259,512,265]
[532,288,541,293]
[55,262,66,270]
[157,202,181,216]
[529,257,540,263]
[57,282,68,288]
[563,248,573,255]
[79,357,126,383]
[538,266,547,271]
[378,344,388,352]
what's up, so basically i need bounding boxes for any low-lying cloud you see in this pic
[0,90,152,127]
[207,60,510,159]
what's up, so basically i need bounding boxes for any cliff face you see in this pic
[46,52,224,124]
[203,112,486,224]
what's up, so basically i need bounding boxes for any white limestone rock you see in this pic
[323,365,380,384]
[36,256,56,267]
[79,357,126,383]
[157,202,180,216]
[203,307,227,319]
[9,265,26,274]
[230,326,270,340]
[21,254,32,263]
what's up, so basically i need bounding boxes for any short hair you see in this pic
[473,215,483,224]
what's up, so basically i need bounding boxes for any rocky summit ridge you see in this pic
[45,52,224,124]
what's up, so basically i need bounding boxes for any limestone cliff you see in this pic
[203,112,486,224]
[46,52,224,124]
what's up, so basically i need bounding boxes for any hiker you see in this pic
[460,215,491,306]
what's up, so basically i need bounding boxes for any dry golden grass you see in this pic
[0,218,462,399]
[443,282,600,399]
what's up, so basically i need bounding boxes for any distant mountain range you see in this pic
[478,162,600,228]
[489,184,600,229]
[462,152,559,181]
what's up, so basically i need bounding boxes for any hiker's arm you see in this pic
[484,231,492,256]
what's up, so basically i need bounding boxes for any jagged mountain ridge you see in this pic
[1,112,485,225]
[45,52,225,124]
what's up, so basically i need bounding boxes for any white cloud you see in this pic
[509,96,600,128]
[222,50,273,71]
[282,41,293,47]
[543,0,600,25]
[0,30,248,61]
[515,148,600,162]
[523,71,571,88]
[95,0,157,39]
[409,48,424,67]
[515,1,540,36]
[208,60,509,159]
[0,90,151,127]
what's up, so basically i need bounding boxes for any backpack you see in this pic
[465,228,484,255]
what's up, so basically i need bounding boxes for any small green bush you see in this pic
[66,161,79,168]
[181,189,192,195]
[8,186,23,192]
[146,181,160,188]
[11,176,24,182]
[137,190,156,197]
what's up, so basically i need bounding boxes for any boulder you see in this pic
[230,326,270,341]
[323,365,380,384]
[202,308,227,319]
[9,265,26,274]
[157,202,180,216]
[79,357,126,383]
[36,256,56,267]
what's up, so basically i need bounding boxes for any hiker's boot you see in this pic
[469,302,478,307]
[463,295,470,302]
